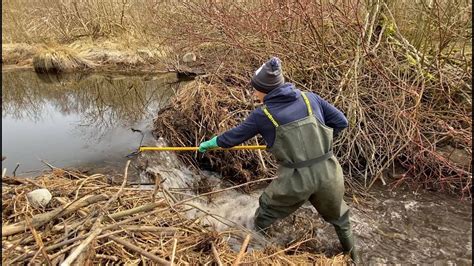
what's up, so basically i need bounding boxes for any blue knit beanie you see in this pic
[251,57,285,93]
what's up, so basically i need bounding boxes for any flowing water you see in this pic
[139,144,472,265]
[2,69,472,265]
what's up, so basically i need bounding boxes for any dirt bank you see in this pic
[2,41,204,75]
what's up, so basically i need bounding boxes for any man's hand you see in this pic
[198,136,219,153]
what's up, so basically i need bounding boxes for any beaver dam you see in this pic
[1,71,471,265]
[2,163,349,265]
[2,134,471,265]
[2,68,471,265]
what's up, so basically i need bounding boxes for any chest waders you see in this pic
[255,92,358,263]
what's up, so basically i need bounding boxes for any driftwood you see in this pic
[52,199,166,232]
[2,194,108,237]
[211,242,223,266]
[233,234,251,266]
[61,160,131,266]
[60,227,103,266]
[2,176,45,188]
[108,235,171,265]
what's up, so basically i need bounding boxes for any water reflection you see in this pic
[2,70,181,175]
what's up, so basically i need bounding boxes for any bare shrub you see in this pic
[153,0,472,197]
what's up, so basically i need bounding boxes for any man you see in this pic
[198,57,358,262]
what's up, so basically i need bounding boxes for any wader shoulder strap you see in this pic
[262,105,279,127]
[301,92,313,116]
[281,150,333,168]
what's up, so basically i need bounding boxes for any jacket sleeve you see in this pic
[316,94,348,136]
[216,110,259,148]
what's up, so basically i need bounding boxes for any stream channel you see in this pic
[2,69,472,265]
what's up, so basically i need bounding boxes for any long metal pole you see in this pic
[139,145,266,152]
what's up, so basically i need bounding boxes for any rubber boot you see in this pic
[331,212,359,264]
[335,228,359,264]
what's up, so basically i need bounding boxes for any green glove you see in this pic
[198,136,219,153]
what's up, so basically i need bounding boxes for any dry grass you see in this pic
[1,164,348,265]
[32,46,95,73]
[1,43,38,65]
[68,38,170,68]
[2,0,160,43]
[2,0,177,72]
[13,40,171,73]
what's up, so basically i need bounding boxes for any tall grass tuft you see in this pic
[33,46,95,73]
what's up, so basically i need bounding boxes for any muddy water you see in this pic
[2,69,181,175]
[139,139,472,265]
[351,186,472,265]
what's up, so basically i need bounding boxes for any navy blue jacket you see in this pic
[217,83,348,148]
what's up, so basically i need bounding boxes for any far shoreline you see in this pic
[2,42,204,76]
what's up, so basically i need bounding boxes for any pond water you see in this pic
[2,69,180,176]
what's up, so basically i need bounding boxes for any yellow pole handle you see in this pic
[139,145,266,152]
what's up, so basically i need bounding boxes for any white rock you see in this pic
[182,52,196,63]
[27,188,52,208]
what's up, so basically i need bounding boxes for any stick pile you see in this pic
[2,163,347,265]
[154,81,277,189]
